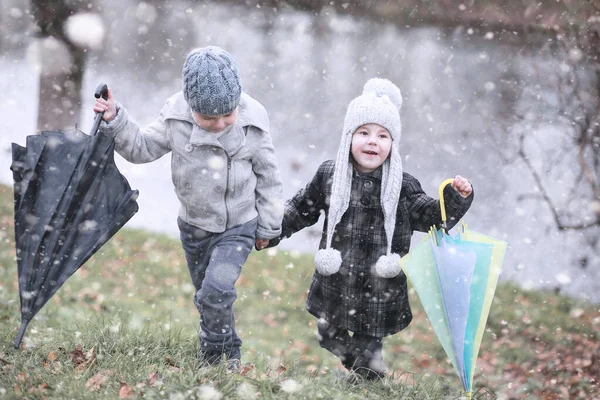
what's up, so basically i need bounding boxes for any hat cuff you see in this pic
[192,96,240,116]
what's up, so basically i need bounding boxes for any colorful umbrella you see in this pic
[399,179,507,399]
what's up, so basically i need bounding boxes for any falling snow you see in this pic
[64,13,105,49]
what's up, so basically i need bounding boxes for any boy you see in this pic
[93,46,283,369]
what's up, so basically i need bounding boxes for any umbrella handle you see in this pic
[90,83,109,137]
[438,178,455,231]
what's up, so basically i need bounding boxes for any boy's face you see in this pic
[192,108,238,133]
[350,124,392,173]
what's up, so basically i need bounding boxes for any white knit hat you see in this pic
[315,78,404,278]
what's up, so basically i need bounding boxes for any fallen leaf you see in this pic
[16,372,28,383]
[86,347,95,360]
[70,348,87,365]
[239,363,255,377]
[119,382,135,398]
[85,370,113,391]
[276,364,287,374]
[267,363,287,377]
[148,371,163,387]
[48,351,57,362]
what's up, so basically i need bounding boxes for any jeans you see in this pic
[178,217,257,360]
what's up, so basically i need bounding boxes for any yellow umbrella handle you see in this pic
[438,178,454,231]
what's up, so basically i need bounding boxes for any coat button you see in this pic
[217,218,224,224]
[185,183,191,189]
[184,143,193,152]
[364,180,373,189]
[189,211,196,218]
[215,186,223,192]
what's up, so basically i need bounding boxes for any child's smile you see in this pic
[351,124,392,173]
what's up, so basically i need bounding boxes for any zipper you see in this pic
[225,156,232,227]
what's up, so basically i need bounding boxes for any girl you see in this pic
[267,78,473,380]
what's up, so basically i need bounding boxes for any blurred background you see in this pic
[1,0,599,303]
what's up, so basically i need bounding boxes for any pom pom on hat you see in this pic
[374,253,402,278]
[342,77,402,142]
[182,46,242,115]
[315,248,342,276]
[363,78,403,111]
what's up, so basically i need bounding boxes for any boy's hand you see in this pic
[93,87,118,122]
[451,175,472,198]
[255,238,269,250]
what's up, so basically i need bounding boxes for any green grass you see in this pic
[0,183,598,399]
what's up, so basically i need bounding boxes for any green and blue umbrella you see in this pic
[400,179,507,399]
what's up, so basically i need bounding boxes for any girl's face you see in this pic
[192,108,238,134]
[350,124,392,173]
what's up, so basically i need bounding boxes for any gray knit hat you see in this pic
[315,78,404,278]
[182,46,242,115]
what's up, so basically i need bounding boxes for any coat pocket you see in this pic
[172,154,194,196]
[230,158,253,198]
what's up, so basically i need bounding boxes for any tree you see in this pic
[31,0,102,132]
[512,6,600,245]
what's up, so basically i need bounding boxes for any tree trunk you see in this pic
[31,0,88,132]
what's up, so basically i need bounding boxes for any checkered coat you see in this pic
[279,160,473,337]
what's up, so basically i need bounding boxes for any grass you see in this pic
[0,183,598,399]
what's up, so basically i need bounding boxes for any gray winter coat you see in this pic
[99,91,283,239]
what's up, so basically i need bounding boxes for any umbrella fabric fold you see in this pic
[400,179,507,398]
[10,85,139,348]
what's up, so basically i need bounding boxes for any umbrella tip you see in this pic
[14,322,29,349]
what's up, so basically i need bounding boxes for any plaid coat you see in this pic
[279,160,473,337]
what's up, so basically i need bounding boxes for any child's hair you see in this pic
[182,46,242,115]
[315,78,405,279]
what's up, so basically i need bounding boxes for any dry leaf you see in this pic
[85,369,113,391]
[70,348,87,365]
[267,363,287,377]
[148,371,163,387]
[276,364,287,374]
[118,382,135,398]
[47,351,57,362]
[239,363,255,377]
[16,372,28,383]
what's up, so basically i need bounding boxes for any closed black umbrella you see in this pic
[10,84,139,348]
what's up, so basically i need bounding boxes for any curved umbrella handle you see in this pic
[95,83,108,100]
[90,83,109,137]
[438,178,454,231]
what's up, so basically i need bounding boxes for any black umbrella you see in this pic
[10,84,139,348]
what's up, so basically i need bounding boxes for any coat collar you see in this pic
[353,165,383,181]
[188,123,246,155]
[163,91,270,133]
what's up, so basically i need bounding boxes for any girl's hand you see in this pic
[255,238,269,250]
[451,175,472,198]
[93,87,118,122]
